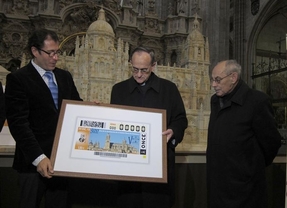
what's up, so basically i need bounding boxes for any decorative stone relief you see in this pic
[177,0,187,14]
[251,0,260,15]
[144,18,160,34]
[0,2,211,152]
[62,7,97,35]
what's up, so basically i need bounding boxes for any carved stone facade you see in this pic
[0,1,211,152]
[55,8,211,152]
[0,0,206,70]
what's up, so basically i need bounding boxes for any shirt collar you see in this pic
[128,72,160,94]
[31,60,57,85]
[31,59,47,77]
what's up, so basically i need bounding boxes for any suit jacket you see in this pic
[0,82,5,132]
[5,61,82,172]
[207,80,282,208]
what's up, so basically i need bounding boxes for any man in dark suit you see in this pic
[0,82,5,132]
[5,29,82,208]
[110,47,188,208]
[207,60,282,208]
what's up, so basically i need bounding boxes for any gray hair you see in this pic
[223,60,242,78]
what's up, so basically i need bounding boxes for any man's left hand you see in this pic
[162,129,174,142]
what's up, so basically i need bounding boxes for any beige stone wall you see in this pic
[3,7,213,153]
[57,41,211,153]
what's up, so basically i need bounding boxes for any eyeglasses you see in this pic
[37,48,62,57]
[131,66,151,74]
[210,73,233,84]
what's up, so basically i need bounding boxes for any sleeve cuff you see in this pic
[32,154,47,166]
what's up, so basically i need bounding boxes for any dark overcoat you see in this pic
[207,80,282,208]
[5,61,82,172]
[110,72,188,206]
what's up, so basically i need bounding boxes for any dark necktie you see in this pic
[44,71,58,109]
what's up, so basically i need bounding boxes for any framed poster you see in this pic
[50,100,167,183]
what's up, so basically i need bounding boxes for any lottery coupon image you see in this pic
[71,117,150,164]
[50,101,167,182]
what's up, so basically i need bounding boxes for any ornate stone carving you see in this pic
[63,7,98,34]
[177,0,187,14]
[251,0,260,15]
[0,1,211,152]
[144,18,160,34]
[2,22,29,60]
[147,0,156,15]
[58,10,210,151]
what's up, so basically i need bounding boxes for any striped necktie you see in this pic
[44,71,58,109]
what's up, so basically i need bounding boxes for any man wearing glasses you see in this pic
[207,60,282,208]
[5,29,82,208]
[110,46,188,208]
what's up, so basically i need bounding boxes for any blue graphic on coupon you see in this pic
[71,117,150,163]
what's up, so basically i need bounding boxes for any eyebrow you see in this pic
[132,66,149,70]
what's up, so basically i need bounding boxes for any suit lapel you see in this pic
[27,63,58,110]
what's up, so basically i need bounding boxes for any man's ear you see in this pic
[31,47,38,57]
[231,72,239,83]
[151,62,156,72]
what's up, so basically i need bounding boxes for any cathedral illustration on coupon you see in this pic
[88,133,139,154]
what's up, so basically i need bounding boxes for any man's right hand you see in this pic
[37,157,54,179]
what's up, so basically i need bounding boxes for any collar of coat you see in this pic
[128,72,160,94]
[211,79,250,107]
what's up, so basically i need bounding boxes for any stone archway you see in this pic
[59,4,120,56]
[246,0,287,84]
[59,32,86,55]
